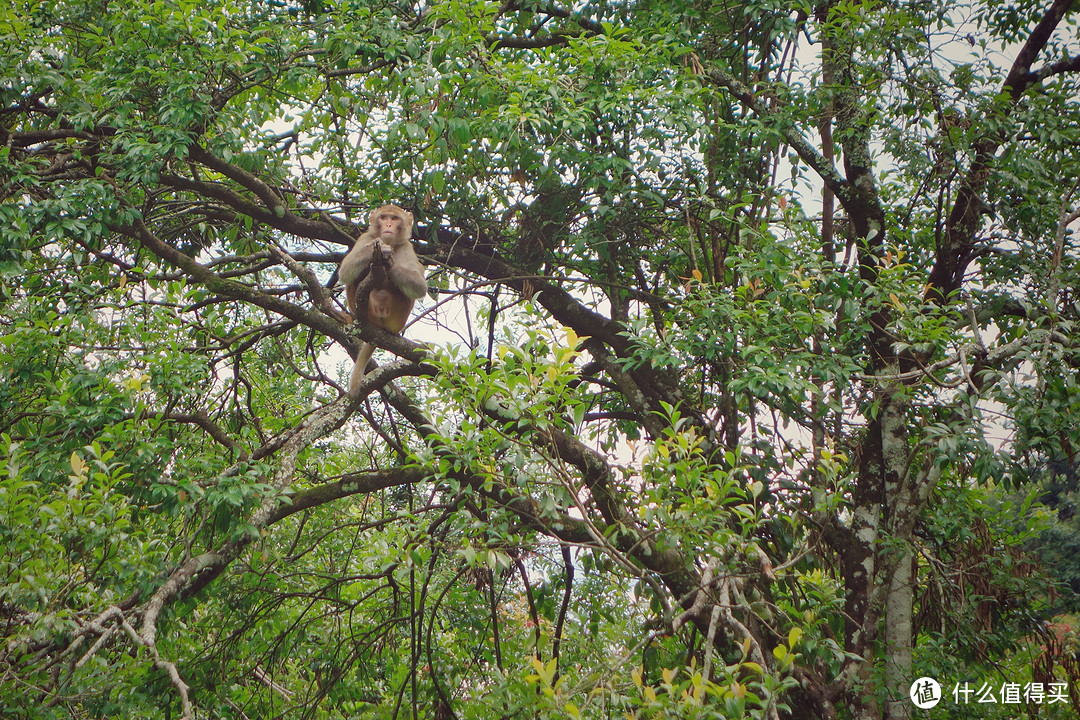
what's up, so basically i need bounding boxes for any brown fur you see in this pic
[338,204,427,396]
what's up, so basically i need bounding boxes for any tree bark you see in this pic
[884,550,915,720]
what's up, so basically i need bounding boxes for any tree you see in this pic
[1,0,1079,718]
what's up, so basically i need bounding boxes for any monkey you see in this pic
[338,204,427,397]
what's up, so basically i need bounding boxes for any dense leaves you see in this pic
[2,0,1079,719]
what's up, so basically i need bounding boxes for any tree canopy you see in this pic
[2,0,1080,719]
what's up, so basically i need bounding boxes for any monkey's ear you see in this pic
[368,208,380,228]
[403,210,415,233]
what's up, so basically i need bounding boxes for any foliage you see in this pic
[2,0,1079,719]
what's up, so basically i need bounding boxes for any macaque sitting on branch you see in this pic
[338,204,427,396]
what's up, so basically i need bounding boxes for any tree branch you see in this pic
[928,0,1077,299]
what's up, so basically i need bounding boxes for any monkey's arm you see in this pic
[338,234,377,287]
[389,244,428,300]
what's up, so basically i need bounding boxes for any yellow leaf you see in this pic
[631,665,643,688]
[662,667,675,685]
[691,268,703,281]
[644,686,656,703]
[788,627,803,648]
[70,451,85,476]
[545,657,558,684]
[566,702,580,719]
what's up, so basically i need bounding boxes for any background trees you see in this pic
[2,0,1079,718]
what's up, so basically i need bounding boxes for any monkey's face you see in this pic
[376,211,403,240]
[367,204,414,247]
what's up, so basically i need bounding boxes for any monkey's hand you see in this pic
[370,239,395,267]
[367,239,393,288]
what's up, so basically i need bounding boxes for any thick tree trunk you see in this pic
[880,380,915,720]
[884,550,915,720]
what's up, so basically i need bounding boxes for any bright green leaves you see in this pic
[0,439,165,683]
[1,0,1077,718]
[658,230,862,425]
[421,317,592,506]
